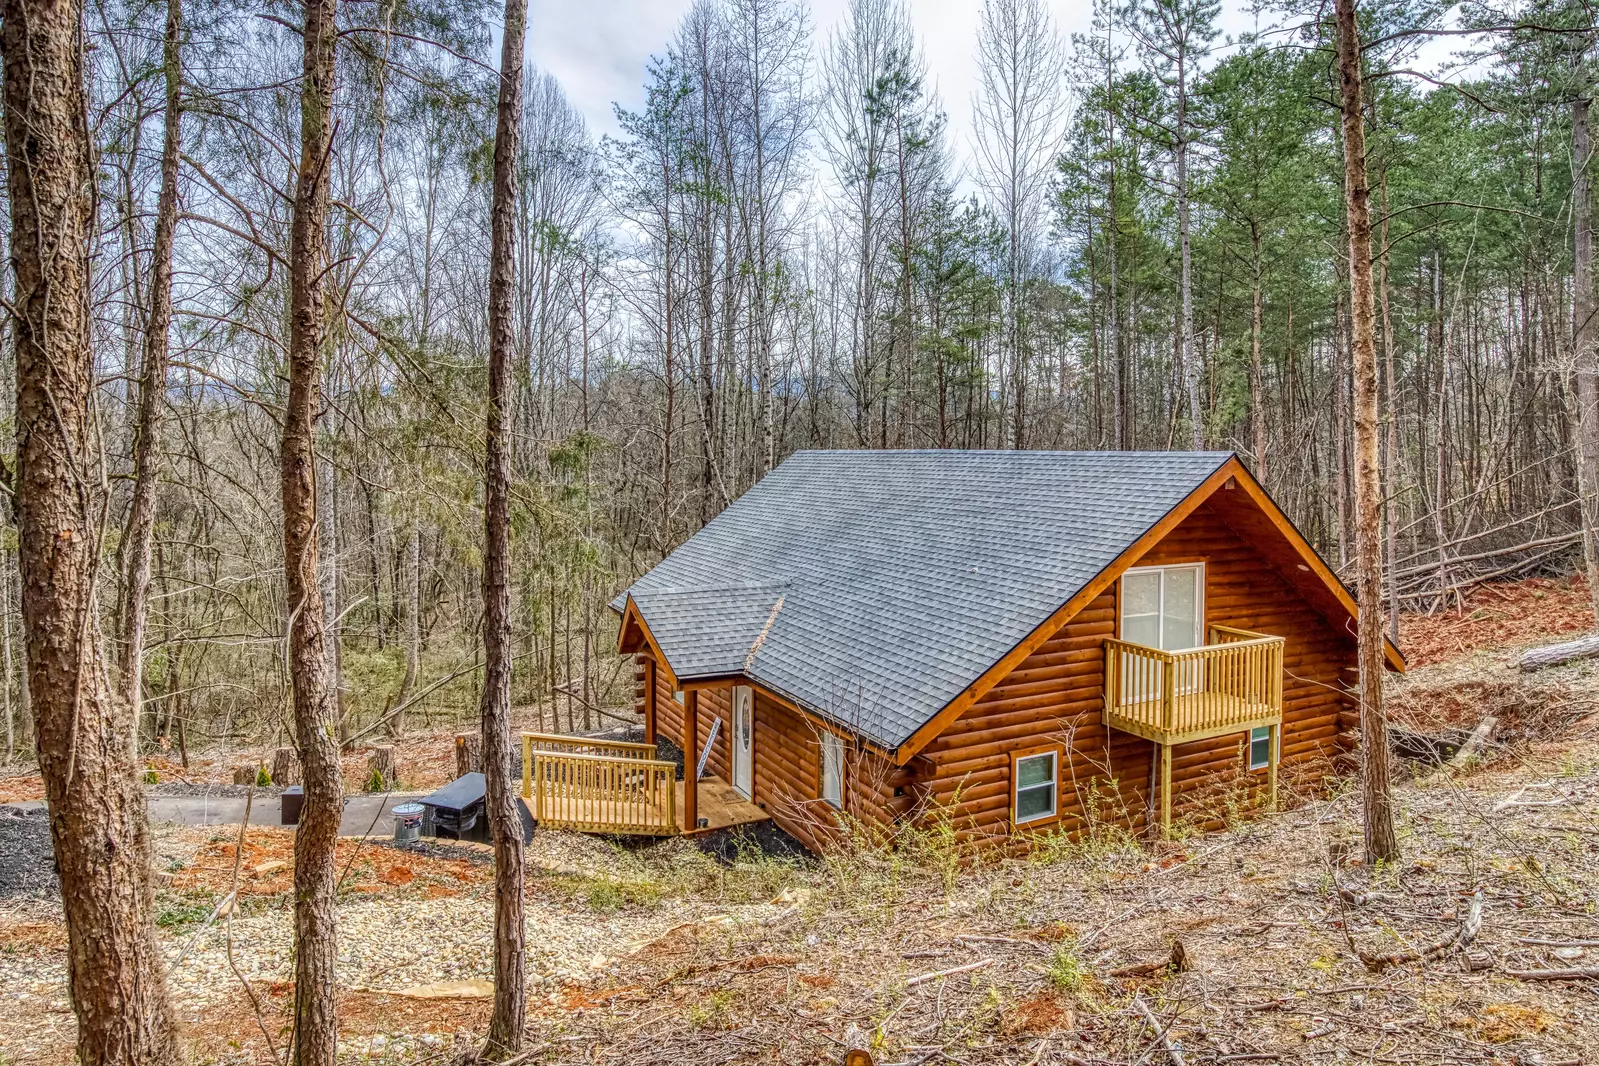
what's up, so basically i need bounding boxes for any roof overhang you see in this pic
[889,455,1405,766]
[616,592,899,761]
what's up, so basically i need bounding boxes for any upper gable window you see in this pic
[1120,563,1204,651]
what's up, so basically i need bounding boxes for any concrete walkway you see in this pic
[2,793,430,838]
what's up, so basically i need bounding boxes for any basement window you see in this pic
[821,732,844,809]
[1013,750,1058,824]
[1249,726,1272,771]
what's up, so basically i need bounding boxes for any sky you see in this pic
[523,0,1464,170]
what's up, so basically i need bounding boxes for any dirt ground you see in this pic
[5,574,1599,1064]
[1399,572,1595,668]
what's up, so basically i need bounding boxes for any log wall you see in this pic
[629,497,1358,853]
[914,499,1357,845]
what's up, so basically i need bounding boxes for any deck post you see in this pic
[1159,743,1172,836]
[643,657,657,746]
[683,688,699,832]
[1268,723,1279,810]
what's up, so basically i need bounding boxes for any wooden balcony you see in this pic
[519,732,768,836]
[1102,626,1285,833]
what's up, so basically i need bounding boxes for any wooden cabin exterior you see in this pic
[614,450,1402,853]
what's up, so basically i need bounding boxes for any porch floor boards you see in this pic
[676,774,770,835]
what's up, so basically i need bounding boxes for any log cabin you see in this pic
[611,450,1403,852]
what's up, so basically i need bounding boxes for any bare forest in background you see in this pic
[0,0,1593,765]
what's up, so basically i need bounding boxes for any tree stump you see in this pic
[270,747,301,787]
[455,733,481,778]
[231,764,257,786]
[366,745,398,791]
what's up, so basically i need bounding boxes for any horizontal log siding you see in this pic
[917,500,1356,846]
[638,655,733,784]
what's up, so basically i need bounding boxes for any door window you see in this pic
[1120,564,1203,651]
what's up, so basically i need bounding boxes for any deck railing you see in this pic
[523,749,678,835]
[521,731,658,764]
[1103,627,1285,744]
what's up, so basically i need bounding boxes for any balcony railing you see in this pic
[1102,625,1284,746]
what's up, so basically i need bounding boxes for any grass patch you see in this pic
[155,897,214,929]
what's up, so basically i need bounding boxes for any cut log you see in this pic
[1518,634,1599,672]
[454,733,481,777]
[366,745,398,791]
[1448,717,1499,768]
[270,746,301,787]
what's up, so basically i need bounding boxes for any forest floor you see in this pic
[2,573,1599,1064]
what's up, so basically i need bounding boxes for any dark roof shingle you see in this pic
[618,450,1233,751]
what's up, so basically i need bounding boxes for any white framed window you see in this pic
[1120,563,1205,652]
[1012,749,1058,824]
[820,731,844,809]
[1249,726,1272,771]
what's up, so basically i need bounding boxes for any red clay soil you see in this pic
[167,826,491,899]
[1398,572,1595,667]
[0,772,44,802]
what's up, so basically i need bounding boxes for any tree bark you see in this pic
[118,0,183,748]
[391,523,420,736]
[1250,222,1266,481]
[482,0,529,1053]
[1573,94,1599,624]
[2,0,181,1056]
[1334,0,1400,865]
[282,0,344,1056]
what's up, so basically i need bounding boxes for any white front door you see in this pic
[731,685,754,798]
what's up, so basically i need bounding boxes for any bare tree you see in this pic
[2,0,181,1056]
[972,0,1067,449]
[1120,0,1217,450]
[1572,49,1599,623]
[282,0,345,1056]
[482,0,530,1052]
[118,0,183,739]
[1333,0,1399,865]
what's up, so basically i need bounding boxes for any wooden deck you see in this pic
[1102,626,1285,833]
[521,732,767,837]
[676,775,769,835]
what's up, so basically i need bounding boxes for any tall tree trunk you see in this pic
[119,0,183,744]
[1250,221,1266,481]
[1379,171,1402,644]
[1573,94,1599,623]
[391,522,420,736]
[2,0,181,1056]
[482,0,529,1052]
[283,0,344,1056]
[1334,0,1399,865]
[1177,55,1201,450]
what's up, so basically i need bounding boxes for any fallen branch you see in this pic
[1518,633,1599,672]
[905,958,992,988]
[1110,939,1190,978]
[1357,889,1483,973]
[1131,992,1188,1066]
[1504,965,1599,981]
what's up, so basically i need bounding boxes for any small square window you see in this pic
[1014,751,1057,824]
[821,732,844,809]
[1249,726,1272,770]
[672,689,684,706]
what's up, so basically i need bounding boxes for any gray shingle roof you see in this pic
[617,450,1234,752]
